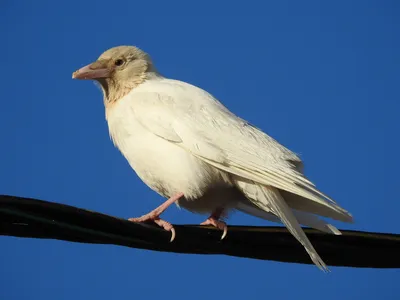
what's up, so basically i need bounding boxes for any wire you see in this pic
[1,194,399,268]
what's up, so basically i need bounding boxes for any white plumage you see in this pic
[73,46,353,271]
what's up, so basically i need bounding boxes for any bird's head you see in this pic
[72,46,157,105]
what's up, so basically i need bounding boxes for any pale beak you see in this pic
[72,61,110,80]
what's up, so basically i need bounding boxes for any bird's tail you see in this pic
[279,190,353,223]
[236,201,342,235]
[235,180,330,271]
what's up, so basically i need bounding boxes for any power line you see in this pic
[1,194,399,268]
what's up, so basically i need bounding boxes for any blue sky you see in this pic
[1,0,399,299]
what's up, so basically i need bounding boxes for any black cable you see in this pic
[1,194,399,268]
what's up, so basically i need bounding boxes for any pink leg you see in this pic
[129,192,184,242]
[200,208,228,240]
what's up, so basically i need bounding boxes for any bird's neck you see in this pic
[100,71,163,108]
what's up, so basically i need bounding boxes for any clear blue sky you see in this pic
[1,1,399,299]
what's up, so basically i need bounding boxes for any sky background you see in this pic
[1,0,399,299]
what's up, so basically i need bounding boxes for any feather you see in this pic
[237,183,330,271]
[236,201,342,235]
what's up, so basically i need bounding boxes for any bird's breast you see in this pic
[105,97,233,212]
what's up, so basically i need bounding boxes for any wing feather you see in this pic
[130,80,352,221]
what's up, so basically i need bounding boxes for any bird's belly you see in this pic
[110,124,235,214]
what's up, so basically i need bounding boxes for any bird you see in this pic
[72,45,353,271]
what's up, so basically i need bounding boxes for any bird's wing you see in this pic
[130,80,351,219]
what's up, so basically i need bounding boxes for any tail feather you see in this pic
[259,186,329,271]
[235,178,330,271]
[236,201,342,235]
[280,190,353,223]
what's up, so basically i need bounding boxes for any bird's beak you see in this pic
[72,60,110,80]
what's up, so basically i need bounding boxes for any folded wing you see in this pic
[130,80,352,270]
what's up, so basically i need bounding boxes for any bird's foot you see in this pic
[128,192,184,242]
[129,215,176,242]
[201,217,228,240]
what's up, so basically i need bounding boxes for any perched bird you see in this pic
[72,46,353,271]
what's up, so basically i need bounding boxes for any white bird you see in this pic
[72,46,353,271]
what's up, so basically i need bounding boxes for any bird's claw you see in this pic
[127,193,184,243]
[129,215,176,242]
[153,218,176,242]
[200,217,228,240]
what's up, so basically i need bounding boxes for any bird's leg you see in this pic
[200,208,228,240]
[128,192,184,242]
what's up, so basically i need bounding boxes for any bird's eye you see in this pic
[114,59,124,66]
